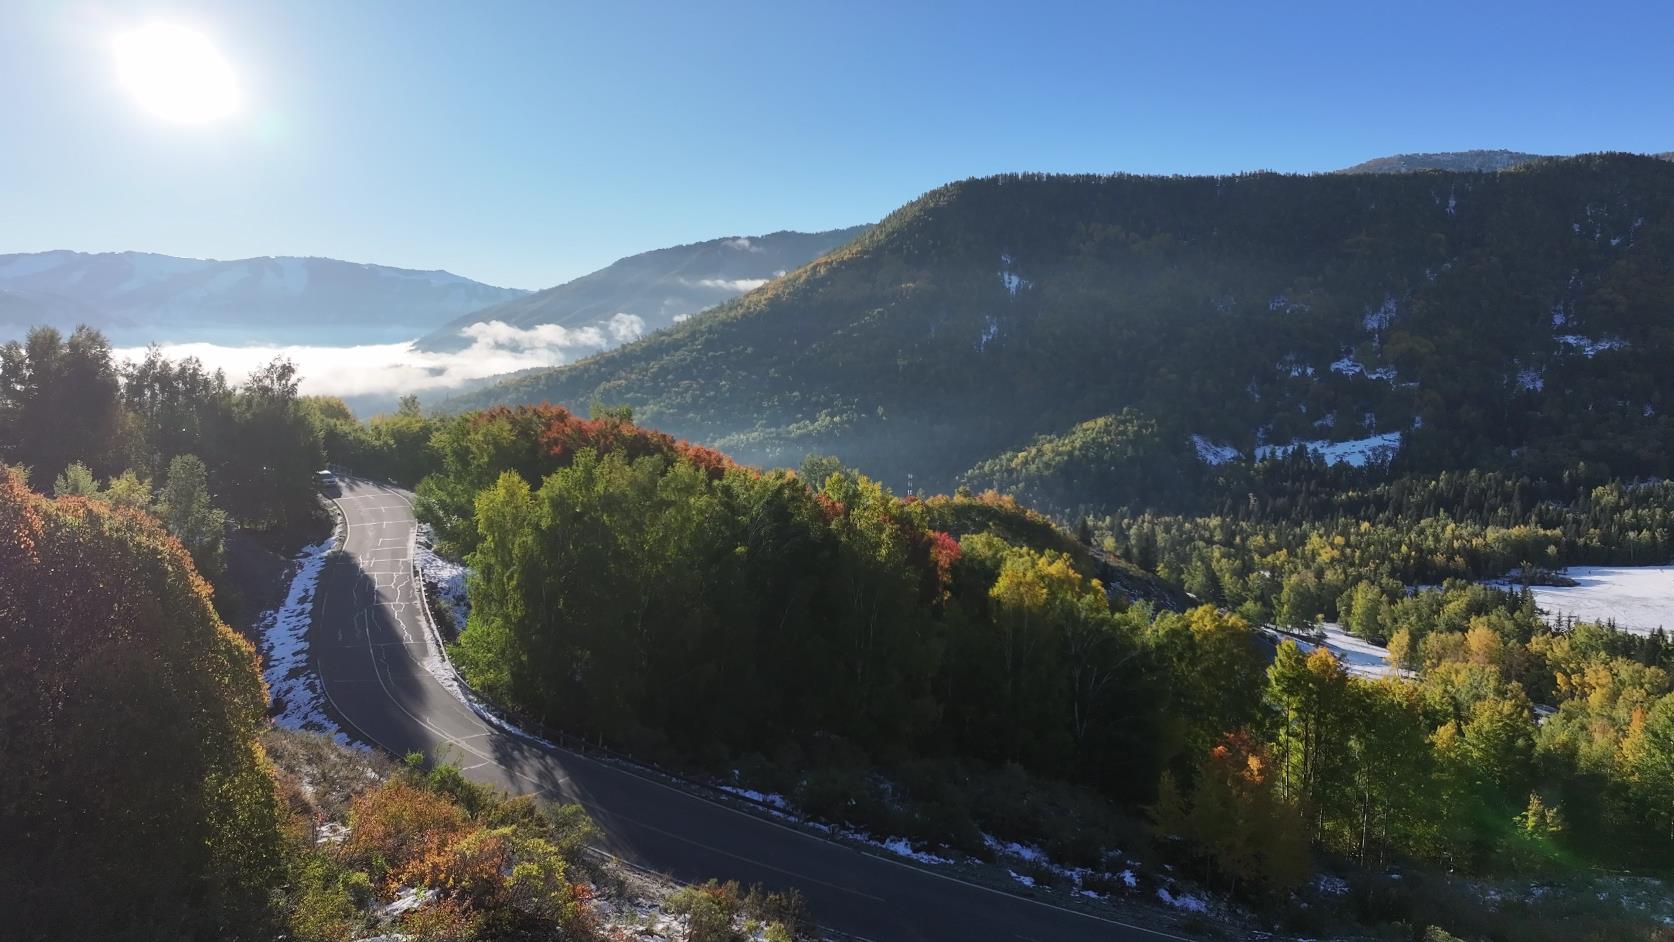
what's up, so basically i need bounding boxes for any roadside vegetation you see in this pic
[300,401,1673,940]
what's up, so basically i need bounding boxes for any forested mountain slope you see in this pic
[417,226,870,352]
[1339,149,1673,174]
[1337,150,1549,173]
[452,155,1674,498]
[455,151,1674,498]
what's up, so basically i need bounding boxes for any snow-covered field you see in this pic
[1499,566,1674,635]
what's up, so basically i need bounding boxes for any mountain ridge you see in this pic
[415,225,871,352]
[0,249,527,344]
[448,153,1674,501]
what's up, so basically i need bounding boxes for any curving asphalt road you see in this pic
[312,476,1197,942]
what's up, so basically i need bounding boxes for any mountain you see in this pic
[1337,149,1549,174]
[445,154,1674,502]
[0,251,527,344]
[415,226,870,352]
[1339,149,1674,174]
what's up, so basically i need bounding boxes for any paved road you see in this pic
[312,476,1195,942]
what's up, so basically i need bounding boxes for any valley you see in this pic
[9,11,1674,935]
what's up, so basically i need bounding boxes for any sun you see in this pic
[113,24,240,124]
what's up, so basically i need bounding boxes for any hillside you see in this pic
[0,250,526,344]
[449,155,1674,501]
[416,226,870,352]
[1337,149,1549,173]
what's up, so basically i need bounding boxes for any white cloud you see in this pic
[694,277,769,292]
[113,319,611,400]
[725,237,763,253]
[606,312,644,342]
[457,319,604,350]
[672,312,693,323]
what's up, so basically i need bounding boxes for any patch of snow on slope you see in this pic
[1332,355,1397,380]
[1156,887,1208,913]
[1557,334,1628,356]
[260,532,351,744]
[1255,432,1401,467]
[1493,566,1674,635]
[1280,624,1408,679]
[1364,296,1397,332]
[719,785,792,810]
[880,837,956,866]
[1192,434,1240,465]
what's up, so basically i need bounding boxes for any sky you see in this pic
[4,0,1674,290]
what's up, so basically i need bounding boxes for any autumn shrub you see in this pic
[0,468,286,940]
[341,779,472,883]
[667,881,744,942]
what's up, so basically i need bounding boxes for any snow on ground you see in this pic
[1156,886,1209,913]
[1330,355,1397,381]
[718,785,792,811]
[1272,624,1407,679]
[1255,432,1401,467]
[1557,334,1629,357]
[259,532,352,744]
[414,523,470,634]
[1494,566,1674,635]
[1192,434,1241,465]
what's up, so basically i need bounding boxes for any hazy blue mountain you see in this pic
[416,226,870,352]
[0,250,527,344]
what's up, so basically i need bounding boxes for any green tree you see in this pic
[159,454,229,579]
[52,460,99,497]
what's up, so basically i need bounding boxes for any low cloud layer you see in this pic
[114,317,634,400]
[694,277,770,292]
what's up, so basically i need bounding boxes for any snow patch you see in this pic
[1273,624,1407,680]
[260,532,351,744]
[1191,434,1241,465]
[1363,296,1397,332]
[414,524,470,635]
[1557,334,1629,357]
[1331,355,1397,381]
[879,837,955,865]
[1316,874,1351,895]
[718,785,792,811]
[1156,887,1208,913]
[1254,432,1401,467]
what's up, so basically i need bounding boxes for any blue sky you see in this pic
[3,0,1672,289]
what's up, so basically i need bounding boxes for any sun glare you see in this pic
[113,24,239,124]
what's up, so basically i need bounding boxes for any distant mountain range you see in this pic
[0,251,526,344]
[450,153,1674,508]
[1339,148,1674,174]
[415,226,871,353]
